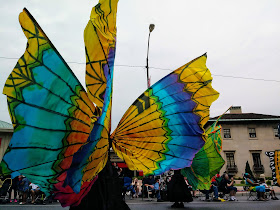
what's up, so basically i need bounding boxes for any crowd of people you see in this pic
[244,173,278,201]
[120,169,279,208]
[1,174,50,205]
[1,165,279,207]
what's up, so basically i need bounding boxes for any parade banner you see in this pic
[265,150,280,186]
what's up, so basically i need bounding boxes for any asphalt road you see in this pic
[1,200,280,210]
[128,200,280,210]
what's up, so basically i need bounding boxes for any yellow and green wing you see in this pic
[111,54,219,175]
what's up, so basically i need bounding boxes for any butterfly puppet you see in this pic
[181,108,231,190]
[0,0,219,207]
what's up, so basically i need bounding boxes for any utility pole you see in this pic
[146,24,155,88]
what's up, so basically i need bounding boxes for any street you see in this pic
[1,196,280,210]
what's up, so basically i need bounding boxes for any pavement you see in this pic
[126,192,280,210]
[1,187,279,210]
[2,196,279,210]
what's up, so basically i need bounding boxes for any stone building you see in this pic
[0,120,13,162]
[207,106,280,178]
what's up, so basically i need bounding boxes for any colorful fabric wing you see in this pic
[265,150,280,186]
[85,0,117,111]
[212,125,223,153]
[181,123,225,190]
[111,54,219,175]
[211,106,231,153]
[0,8,98,204]
[63,0,118,193]
[54,174,97,207]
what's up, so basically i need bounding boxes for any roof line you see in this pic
[209,118,280,122]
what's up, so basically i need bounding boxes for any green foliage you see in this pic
[234,177,242,180]
[245,161,253,176]
[133,176,143,180]
[266,180,272,186]
[241,180,245,184]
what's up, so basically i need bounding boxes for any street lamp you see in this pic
[146,24,155,88]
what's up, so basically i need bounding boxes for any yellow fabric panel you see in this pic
[275,151,280,186]
[84,0,118,108]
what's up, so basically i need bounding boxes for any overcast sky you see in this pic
[0,0,279,130]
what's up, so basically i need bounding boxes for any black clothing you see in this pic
[70,160,130,210]
[143,177,155,186]
[218,178,227,193]
[168,171,192,203]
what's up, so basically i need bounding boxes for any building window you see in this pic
[226,152,235,167]
[248,128,257,138]
[252,153,261,167]
[274,128,279,138]
[223,129,231,139]
[252,153,264,173]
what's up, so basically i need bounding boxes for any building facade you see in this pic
[207,106,280,178]
[0,120,13,162]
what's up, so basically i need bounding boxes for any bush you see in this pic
[133,176,143,180]
[241,180,245,184]
[266,180,272,186]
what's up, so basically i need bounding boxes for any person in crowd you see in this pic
[244,173,266,201]
[168,170,192,208]
[200,174,221,202]
[18,175,29,205]
[223,174,237,201]
[30,183,41,204]
[153,178,161,200]
[8,175,19,203]
[259,177,278,200]
[143,175,164,202]
[160,179,168,201]
[112,162,122,177]
[132,178,140,198]
[184,177,197,198]
[123,176,135,198]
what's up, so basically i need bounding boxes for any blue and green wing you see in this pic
[1,8,97,201]
[111,54,219,175]
[181,123,225,190]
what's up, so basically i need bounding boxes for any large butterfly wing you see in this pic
[181,123,225,190]
[0,8,97,203]
[85,0,117,112]
[63,0,118,193]
[111,54,219,175]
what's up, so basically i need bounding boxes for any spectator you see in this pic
[200,174,221,202]
[112,162,122,177]
[143,175,163,202]
[18,175,29,205]
[30,183,41,204]
[123,176,135,198]
[132,178,140,198]
[184,177,197,198]
[154,178,161,199]
[8,176,19,203]
[259,177,278,200]
[244,173,266,201]
[223,174,237,201]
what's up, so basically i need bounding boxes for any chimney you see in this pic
[230,106,242,114]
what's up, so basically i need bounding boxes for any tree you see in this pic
[245,161,253,176]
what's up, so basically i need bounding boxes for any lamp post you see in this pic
[146,24,155,88]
